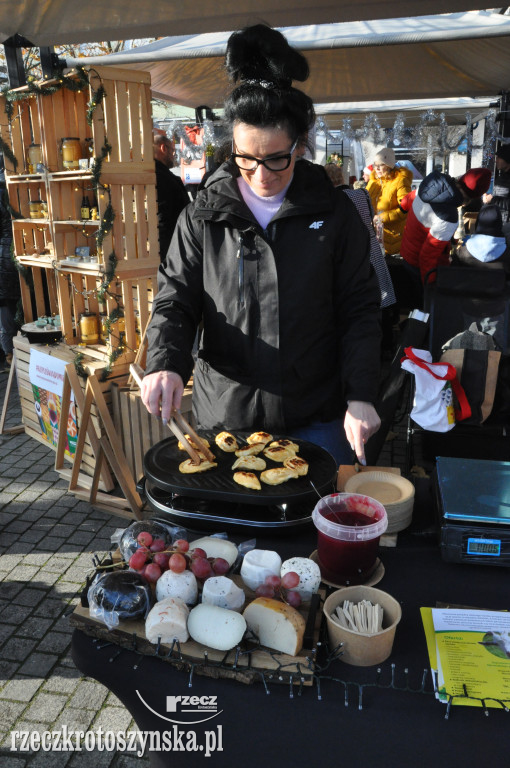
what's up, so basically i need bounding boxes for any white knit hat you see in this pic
[374,148,396,168]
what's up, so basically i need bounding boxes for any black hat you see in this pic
[496,144,510,164]
[475,204,503,237]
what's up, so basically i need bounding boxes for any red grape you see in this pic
[281,571,300,589]
[153,552,170,570]
[174,539,190,553]
[150,538,166,553]
[285,590,302,608]
[137,531,153,548]
[190,547,207,560]
[265,574,281,589]
[169,552,187,574]
[190,556,214,580]
[129,550,148,570]
[255,584,275,598]
[144,563,162,583]
[212,557,230,575]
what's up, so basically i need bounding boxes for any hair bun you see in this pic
[225,24,309,87]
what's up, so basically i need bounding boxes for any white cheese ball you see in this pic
[155,569,198,605]
[188,604,247,650]
[281,557,321,602]
[145,597,189,644]
[190,536,238,567]
[201,576,245,612]
[240,549,282,591]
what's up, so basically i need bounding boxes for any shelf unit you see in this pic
[0,65,160,362]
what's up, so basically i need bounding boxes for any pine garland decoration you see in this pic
[0,136,18,171]
[73,352,88,378]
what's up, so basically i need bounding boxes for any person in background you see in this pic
[141,24,382,465]
[452,204,510,276]
[483,144,510,228]
[400,166,492,287]
[324,162,396,312]
[153,132,190,262]
[367,148,412,256]
[0,157,19,371]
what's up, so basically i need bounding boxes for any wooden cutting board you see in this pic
[70,574,324,686]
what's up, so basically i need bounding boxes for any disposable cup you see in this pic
[312,493,387,585]
[324,585,402,666]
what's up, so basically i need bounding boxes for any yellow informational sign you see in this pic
[28,349,77,458]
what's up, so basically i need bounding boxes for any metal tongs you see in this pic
[129,364,215,465]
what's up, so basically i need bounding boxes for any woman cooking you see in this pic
[141,24,382,466]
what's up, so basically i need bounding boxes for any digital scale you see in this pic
[435,456,510,567]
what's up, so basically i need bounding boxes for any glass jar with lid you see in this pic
[61,138,82,170]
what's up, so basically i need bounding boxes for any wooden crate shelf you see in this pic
[0,65,160,375]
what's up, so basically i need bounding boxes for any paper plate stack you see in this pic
[344,472,415,533]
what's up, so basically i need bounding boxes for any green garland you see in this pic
[1,66,89,121]
[87,84,105,127]
[96,251,118,303]
[95,202,114,250]
[73,352,88,378]
[0,136,18,171]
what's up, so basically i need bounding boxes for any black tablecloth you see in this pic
[72,495,510,768]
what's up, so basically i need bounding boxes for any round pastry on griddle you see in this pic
[179,458,217,474]
[283,456,309,476]
[263,445,296,463]
[215,431,239,452]
[269,438,299,453]
[233,471,262,490]
[232,455,267,471]
[260,467,299,486]
[234,442,265,458]
[246,431,273,446]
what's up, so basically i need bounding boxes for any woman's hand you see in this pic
[141,371,184,423]
[344,401,381,466]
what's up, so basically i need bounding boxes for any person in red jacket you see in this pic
[400,167,491,286]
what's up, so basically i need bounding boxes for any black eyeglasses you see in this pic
[232,138,298,172]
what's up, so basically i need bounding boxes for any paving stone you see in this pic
[0,756,27,768]
[16,617,53,640]
[17,508,46,523]
[69,751,115,768]
[60,569,88,584]
[17,653,58,678]
[0,554,24,572]
[24,692,68,723]
[30,753,72,768]
[0,623,16,643]
[92,706,133,732]
[67,681,109,712]
[2,467,28,479]
[42,666,80,695]
[113,757,150,768]
[0,660,19,680]
[0,700,28,731]
[3,543,33,556]
[53,706,96,732]
[66,532,95,547]
[17,554,50,568]
[0,511,16,525]
[41,557,76,574]
[37,632,71,655]
[2,482,29,493]
[9,566,40,582]
[33,599,65,619]
[15,587,52,608]
[6,722,48,750]
[0,605,33,625]
[48,524,76,539]
[0,677,43,702]
[16,530,47,545]
[1,637,37,661]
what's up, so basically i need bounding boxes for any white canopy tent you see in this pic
[64,11,510,109]
[0,1,492,47]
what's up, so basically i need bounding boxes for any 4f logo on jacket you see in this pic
[309,220,324,229]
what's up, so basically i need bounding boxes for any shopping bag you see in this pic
[401,347,471,432]
[441,348,501,425]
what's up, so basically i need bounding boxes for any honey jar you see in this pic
[61,137,82,170]
[29,200,42,219]
[27,143,43,174]
[79,312,99,344]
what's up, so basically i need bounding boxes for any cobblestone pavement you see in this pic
[0,368,151,767]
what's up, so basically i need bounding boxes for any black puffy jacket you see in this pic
[145,160,381,432]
